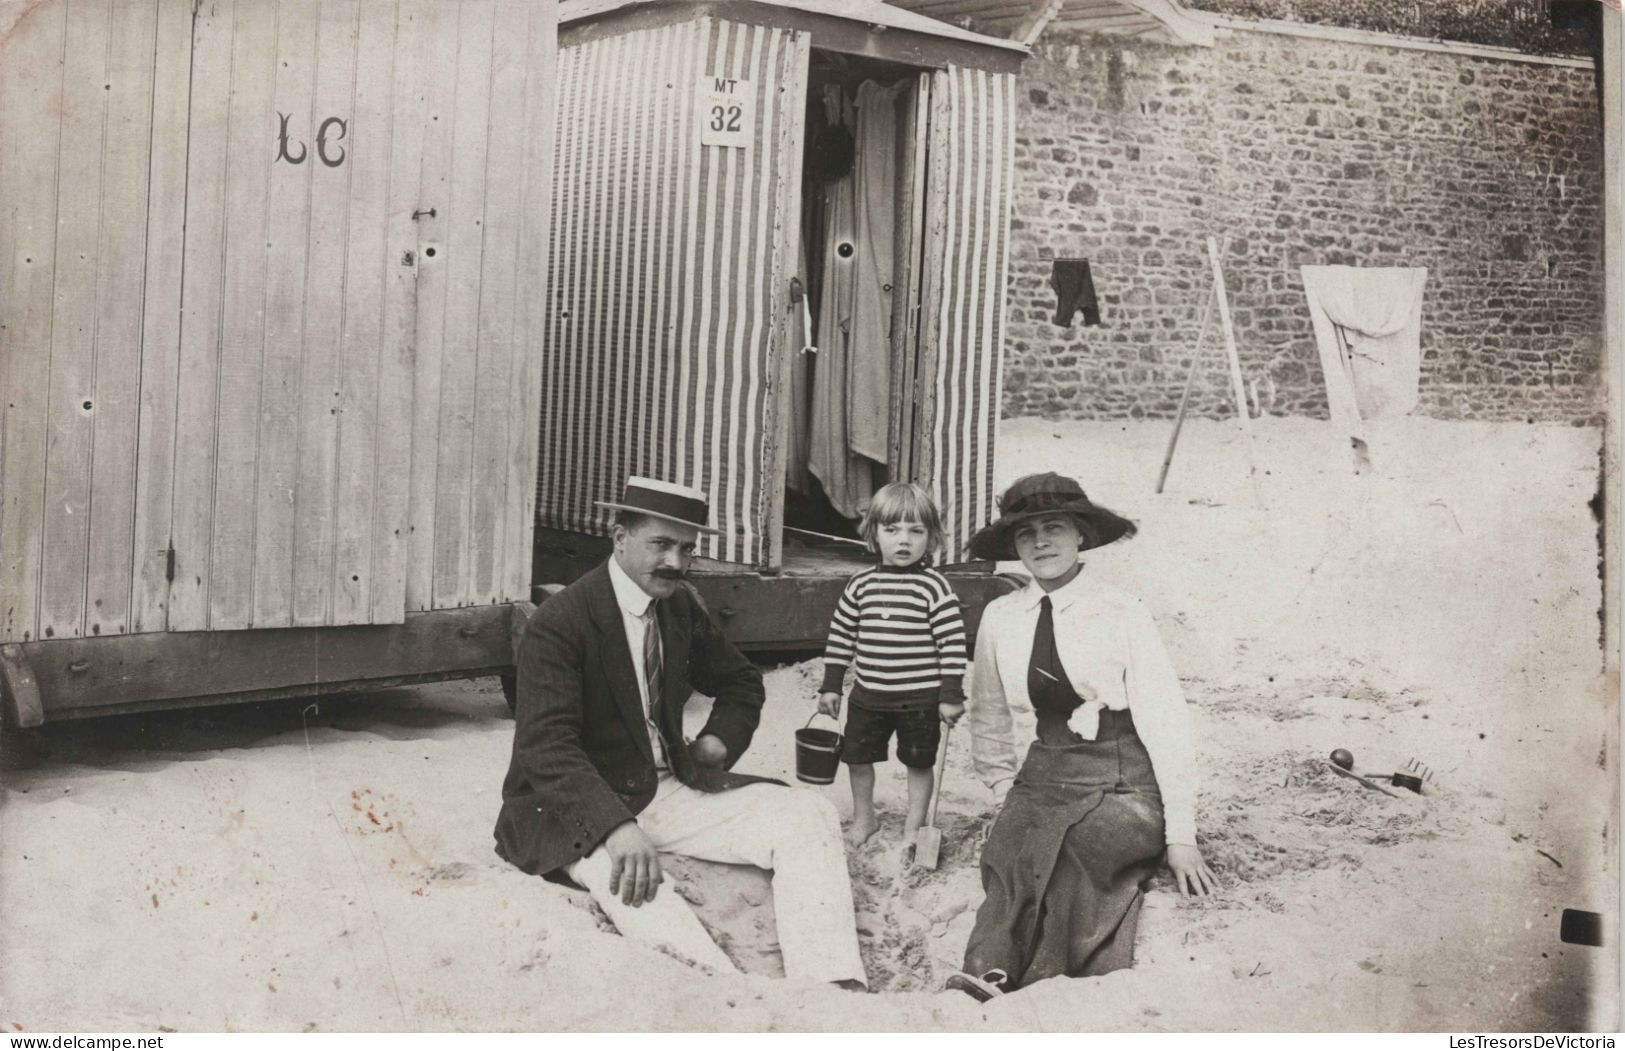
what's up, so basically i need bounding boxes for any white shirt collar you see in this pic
[608,555,655,617]
[1017,560,1090,612]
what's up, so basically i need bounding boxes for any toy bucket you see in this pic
[795,713,842,785]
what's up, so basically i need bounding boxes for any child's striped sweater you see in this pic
[820,564,967,708]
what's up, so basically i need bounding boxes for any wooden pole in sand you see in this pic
[1207,237,1251,427]
[1154,282,1218,494]
[1205,237,1267,506]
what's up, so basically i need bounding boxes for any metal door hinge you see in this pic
[165,543,176,583]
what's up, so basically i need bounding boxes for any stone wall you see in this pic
[1000,26,1606,422]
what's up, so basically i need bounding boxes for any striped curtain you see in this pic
[922,66,1017,563]
[539,18,804,566]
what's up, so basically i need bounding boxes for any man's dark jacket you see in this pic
[493,561,771,877]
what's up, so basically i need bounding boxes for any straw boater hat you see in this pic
[595,476,719,534]
[967,472,1136,561]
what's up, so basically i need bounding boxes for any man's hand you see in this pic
[816,691,842,718]
[938,701,965,727]
[688,733,728,768]
[604,821,662,906]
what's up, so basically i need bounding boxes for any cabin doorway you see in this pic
[783,49,931,546]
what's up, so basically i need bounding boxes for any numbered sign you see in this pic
[696,76,754,149]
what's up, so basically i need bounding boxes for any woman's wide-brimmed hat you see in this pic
[967,472,1136,561]
[595,476,719,534]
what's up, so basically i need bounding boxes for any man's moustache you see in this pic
[653,570,685,580]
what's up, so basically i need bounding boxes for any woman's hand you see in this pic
[1165,843,1219,898]
[817,691,842,718]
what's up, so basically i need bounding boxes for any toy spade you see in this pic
[1383,758,1436,796]
[914,727,953,870]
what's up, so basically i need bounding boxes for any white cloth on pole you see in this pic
[1300,265,1428,436]
[566,775,868,986]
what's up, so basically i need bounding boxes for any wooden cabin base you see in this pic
[531,526,1017,652]
[0,602,534,728]
[681,567,1016,652]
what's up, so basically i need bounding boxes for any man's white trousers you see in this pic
[567,774,867,986]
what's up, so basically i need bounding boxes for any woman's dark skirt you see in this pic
[963,709,1166,989]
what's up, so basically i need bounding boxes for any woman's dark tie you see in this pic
[1028,596,1089,739]
[1028,595,1059,700]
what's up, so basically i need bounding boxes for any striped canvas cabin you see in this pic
[541,0,1025,577]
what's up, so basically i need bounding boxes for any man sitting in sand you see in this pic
[493,476,868,988]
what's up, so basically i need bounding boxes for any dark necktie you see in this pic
[1028,595,1056,697]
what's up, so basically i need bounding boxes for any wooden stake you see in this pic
[1206,237,1267,507]
[1155,282,1218,494]
[1207,236,1251,427]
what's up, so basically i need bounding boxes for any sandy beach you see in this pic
[0,415,1614,1032]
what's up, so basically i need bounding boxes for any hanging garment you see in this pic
[809,86,868,518]
[1051,259,1101,327]
[1300,265,1429,438]
[809,81,901,519]
[847,79,901,464]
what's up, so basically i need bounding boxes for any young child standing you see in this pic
[817,483,968,847]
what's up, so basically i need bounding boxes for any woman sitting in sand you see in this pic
[946,472,1218,1001]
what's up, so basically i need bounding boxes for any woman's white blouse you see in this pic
[965,566,1199,846]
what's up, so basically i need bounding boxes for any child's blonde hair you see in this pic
[860,482,946,561]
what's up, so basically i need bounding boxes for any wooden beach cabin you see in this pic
[534,0,1027,648]
[0,0,559,733]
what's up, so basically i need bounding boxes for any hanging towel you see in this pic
[846,79,902,465]
[1300,265,1428,436]
[1051,259,1101,327]
[808,86,878,519]
[809,81,904,520]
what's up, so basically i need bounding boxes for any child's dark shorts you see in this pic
[842,689,941,769]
